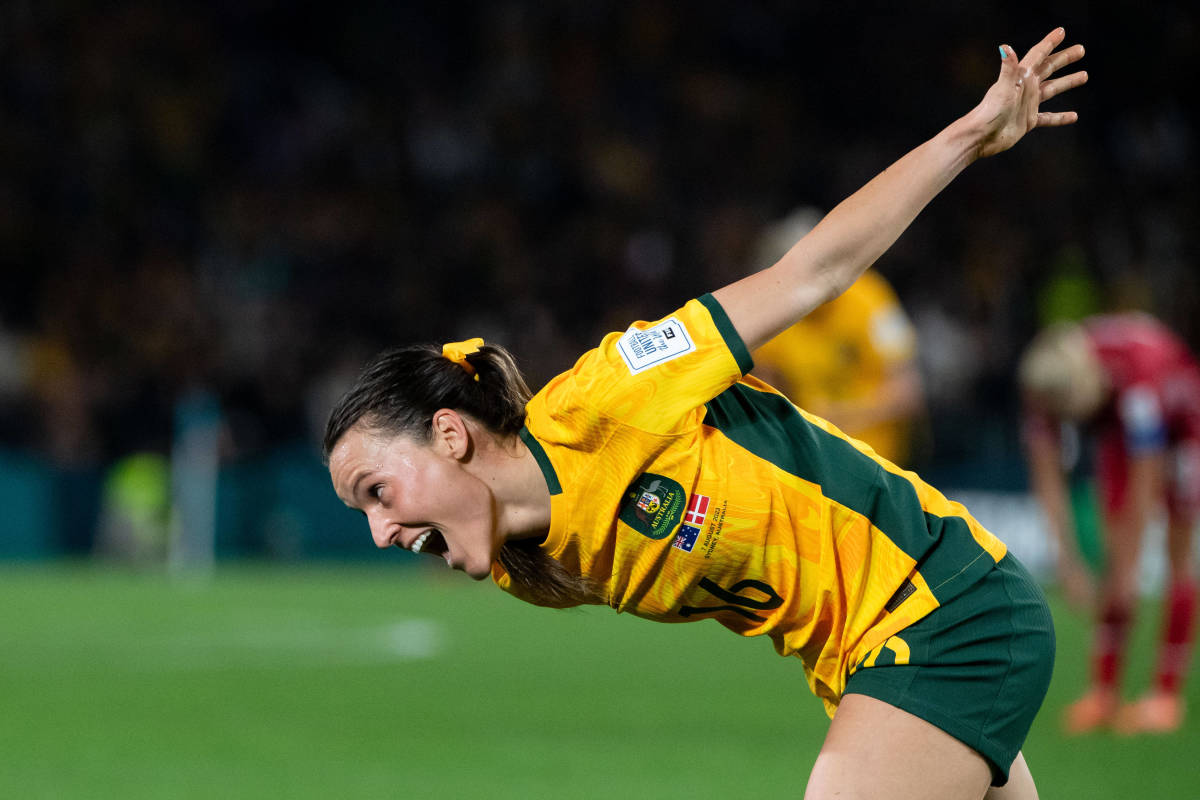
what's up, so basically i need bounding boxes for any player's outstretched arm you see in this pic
[713,27,1087,353]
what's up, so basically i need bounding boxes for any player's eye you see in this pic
[368,483,385,501]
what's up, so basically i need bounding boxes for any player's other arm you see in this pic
[713,28,1086,352]
[1024,417,1093,607]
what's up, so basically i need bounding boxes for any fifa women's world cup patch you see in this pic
[671,493,710,553]
[616,317,695,374]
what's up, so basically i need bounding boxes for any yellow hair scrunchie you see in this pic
[442,337,485,380]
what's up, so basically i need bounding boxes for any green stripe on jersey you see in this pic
[519,426,562,496]
[703,383,995,601]
[698,294,754,376]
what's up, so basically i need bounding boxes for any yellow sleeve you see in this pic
[555,294,754,434]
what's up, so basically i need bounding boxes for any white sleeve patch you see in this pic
[869,307,916,359]
[616,317,695,375]
[1119,384,1164,439]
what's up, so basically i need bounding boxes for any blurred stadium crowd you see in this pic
[0,1,1195,553]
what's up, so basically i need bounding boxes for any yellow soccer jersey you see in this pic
[753,271,917,464]
[492,295,1005,715]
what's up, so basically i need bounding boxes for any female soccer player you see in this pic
[1020,314,1200,734]
[326,28,1086,799]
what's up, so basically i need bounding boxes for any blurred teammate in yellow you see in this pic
[325,28,1087,799]
[751,207,924,465]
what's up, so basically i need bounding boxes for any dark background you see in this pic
[0,0,1194,555]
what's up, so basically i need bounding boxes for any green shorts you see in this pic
[843,553,1055,786]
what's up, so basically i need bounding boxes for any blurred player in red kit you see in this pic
[1020,312,1200,733]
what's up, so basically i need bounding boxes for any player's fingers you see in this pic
[1037,109,1079,128]
[1021,26,1067,68]
[1039,43,1086,80]
[1041,70,1088,101]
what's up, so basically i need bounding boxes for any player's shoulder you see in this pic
[1087,312,1191,377]
[823,273,905,332]
[531,295,747,434]
[848,271,903,308]
[1085,312,1172,348]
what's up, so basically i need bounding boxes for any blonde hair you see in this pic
[1018,322,1107,420]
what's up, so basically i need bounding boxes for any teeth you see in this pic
[410,531,432,554]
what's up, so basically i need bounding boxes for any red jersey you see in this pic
[1083,313,1200,453]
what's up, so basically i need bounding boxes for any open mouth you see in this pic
[410,529,450,565]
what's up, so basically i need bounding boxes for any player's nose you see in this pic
[366,510,395,549]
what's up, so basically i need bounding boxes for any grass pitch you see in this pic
[1,562,1196,798]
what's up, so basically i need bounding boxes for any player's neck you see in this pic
[475,432,554,545]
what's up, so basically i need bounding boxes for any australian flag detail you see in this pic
[672,493,710,552]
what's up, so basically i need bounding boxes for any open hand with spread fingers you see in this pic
[971,27,1088,159]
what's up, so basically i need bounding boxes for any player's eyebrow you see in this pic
[336,469,372,509]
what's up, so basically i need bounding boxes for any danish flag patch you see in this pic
[684,493,710,526]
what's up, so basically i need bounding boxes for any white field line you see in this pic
[36,618,447,672]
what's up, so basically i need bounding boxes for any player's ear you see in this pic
[431,409,472,460]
